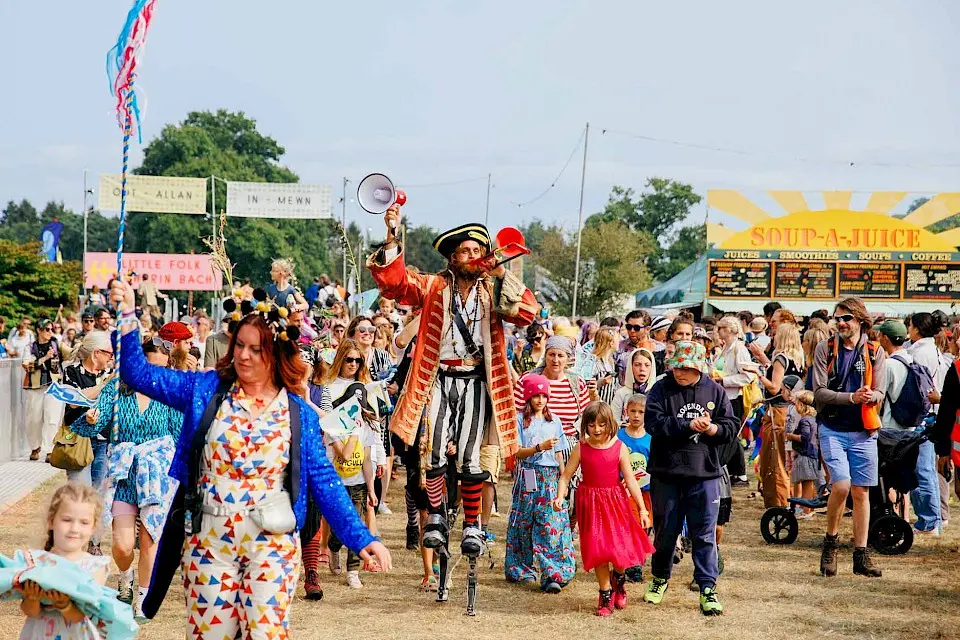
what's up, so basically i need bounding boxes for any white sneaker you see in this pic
[377,503,393,515]
[117,572,135,605]
[346,570,363,589]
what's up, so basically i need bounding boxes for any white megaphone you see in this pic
[357,173,407,230]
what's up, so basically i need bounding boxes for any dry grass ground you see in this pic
[1,474,958,640]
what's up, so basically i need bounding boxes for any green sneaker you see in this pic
[643,577,668,604]
[700,587,723,616]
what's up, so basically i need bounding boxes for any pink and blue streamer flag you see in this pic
[106,0,157,144]
[106,0,157,442]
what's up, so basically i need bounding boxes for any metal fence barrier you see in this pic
[0,359,26,463]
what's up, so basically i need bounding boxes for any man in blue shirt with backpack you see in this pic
[811,298,887,579]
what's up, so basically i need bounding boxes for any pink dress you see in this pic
[575,440,654,571]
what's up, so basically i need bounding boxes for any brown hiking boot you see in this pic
[304,569,324,600]
[820,533,840,577]
[853,547,882,577]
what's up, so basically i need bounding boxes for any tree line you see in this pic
[0,109,706,320]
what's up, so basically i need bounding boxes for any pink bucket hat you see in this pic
[521,374,551,403]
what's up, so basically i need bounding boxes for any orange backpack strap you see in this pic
[826,336,838,376]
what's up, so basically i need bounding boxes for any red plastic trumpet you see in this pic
[470,227,531,270]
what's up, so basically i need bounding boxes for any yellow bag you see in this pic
[741,373,764,414]
[48,425,93,472]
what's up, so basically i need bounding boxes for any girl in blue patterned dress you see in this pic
[70,338,182,618]
[505,374,577,593]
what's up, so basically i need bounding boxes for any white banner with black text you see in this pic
[98,175,208,214]
[226,181,332,219]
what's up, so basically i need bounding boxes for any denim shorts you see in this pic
[818,424,878,487]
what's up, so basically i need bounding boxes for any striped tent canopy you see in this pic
[635,255,706,309]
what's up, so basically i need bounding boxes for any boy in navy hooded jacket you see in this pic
[642,341,737,616]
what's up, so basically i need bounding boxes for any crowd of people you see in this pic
[2,216,959,633]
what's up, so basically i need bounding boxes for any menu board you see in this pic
[708,260,771,298]
[773,261,836,299]
[903,263,960,300]
[838,263,902,299]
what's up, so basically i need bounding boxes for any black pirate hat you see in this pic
[331,381,374,413]
[432,224,491,259]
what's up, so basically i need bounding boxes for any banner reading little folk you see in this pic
[98,175,207,214]
[226,181,332,219]
[84,252,223,291]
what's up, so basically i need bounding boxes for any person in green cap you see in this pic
[876,319,914,431]
[643,340,737,616]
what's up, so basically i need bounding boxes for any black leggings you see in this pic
[722,395,747,479]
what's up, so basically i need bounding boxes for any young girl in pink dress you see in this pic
[556,401,654,617]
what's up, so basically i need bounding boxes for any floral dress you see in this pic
[18,552,111,640]
[183,385,300,639]
[504,416,577,588]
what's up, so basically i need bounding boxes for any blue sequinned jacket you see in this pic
[119,329,375,553]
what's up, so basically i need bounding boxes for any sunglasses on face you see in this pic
[344,357,365,365]
[626,324,647,331]
[83,319,94,324]
[834,314,855,323]
[152,336,174,350]
[355,326,376,335]
[95,349,114,358]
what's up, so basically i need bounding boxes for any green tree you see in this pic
[131,109,338,295]
[907,197,929,214]
[402,223,446,274]
[0,240,82,321]
[0,200,40,244]
[1,200,119,263]
[589,179,702,281]
[534,221,654,316]
[658,224,706,281]
[518,219,549,253]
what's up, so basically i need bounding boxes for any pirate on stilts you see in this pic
[368,205,538,563]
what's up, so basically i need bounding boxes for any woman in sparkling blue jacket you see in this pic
[111,280,390,636]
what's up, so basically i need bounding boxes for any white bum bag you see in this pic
[202,490,296,535]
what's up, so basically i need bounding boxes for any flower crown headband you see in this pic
[222,288,301,343]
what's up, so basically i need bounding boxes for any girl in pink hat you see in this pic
[504,374,577,594]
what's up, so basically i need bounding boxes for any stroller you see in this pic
[760,428,925,555]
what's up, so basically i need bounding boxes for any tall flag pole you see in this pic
[106,0,158,441]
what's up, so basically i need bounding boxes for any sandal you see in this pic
[318,551,330,569]
[419,576,438,592]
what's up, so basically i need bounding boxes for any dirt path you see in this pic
[1,476,957,639]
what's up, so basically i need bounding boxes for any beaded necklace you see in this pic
[448,275,484,359]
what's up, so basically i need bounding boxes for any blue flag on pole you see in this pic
[40,220,64,263]
[45,382,98,407]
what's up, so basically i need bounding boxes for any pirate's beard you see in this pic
[168,345,190,371]
[449,259,484,281]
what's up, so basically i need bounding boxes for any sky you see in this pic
[1,1,959,239]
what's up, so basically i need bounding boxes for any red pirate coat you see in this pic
[368,249,538,457]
